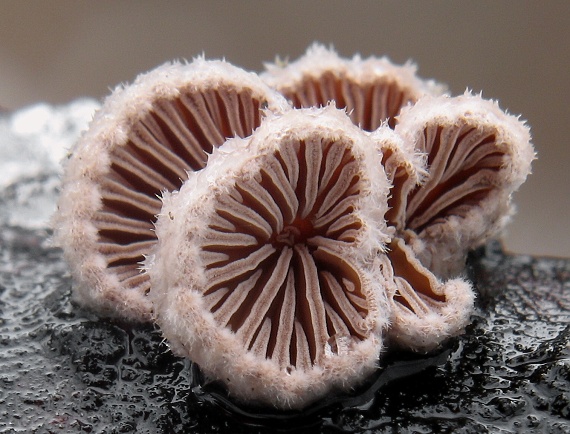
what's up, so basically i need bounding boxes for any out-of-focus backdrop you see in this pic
[1,1,568,257]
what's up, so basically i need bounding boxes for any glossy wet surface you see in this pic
[1,221,569,433]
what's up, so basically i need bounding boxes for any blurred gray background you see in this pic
[1,1,568,257]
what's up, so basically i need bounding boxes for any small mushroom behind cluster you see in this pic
[148,107,392,408]
[262,43,444,130]
[53,59,288,321]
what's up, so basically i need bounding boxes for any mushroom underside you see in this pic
[278,71,417,130]
[199,135,374,369]
[93,86,268,299]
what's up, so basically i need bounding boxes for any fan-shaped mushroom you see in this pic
[394,93,535,278]
[54,59,288,321]
[372,93,534,352]
[148,107,392,408]
[262,43,443,130]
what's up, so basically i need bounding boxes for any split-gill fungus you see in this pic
[54,59,288,321]
[392,93,535,279]
[148,107,392,408]
[375,93,534,352]
[262,43,444,130]
[53,46,535,410]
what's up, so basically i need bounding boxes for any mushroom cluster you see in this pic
[54,44,534,409]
